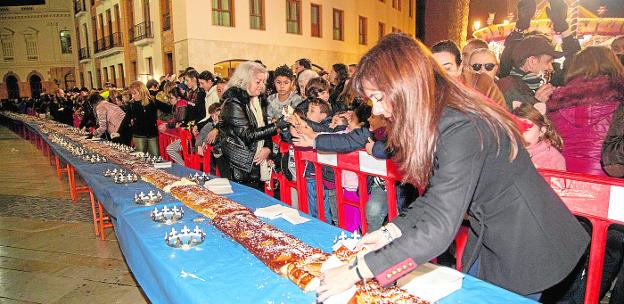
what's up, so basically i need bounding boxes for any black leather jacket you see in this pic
[218,86,277,182]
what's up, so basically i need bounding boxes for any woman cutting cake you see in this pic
[316,33,588,302]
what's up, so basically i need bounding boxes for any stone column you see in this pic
[423,0,471,47]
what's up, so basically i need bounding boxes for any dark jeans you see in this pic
[543,225,624,304]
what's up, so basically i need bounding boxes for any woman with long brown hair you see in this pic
[317,33,588,301]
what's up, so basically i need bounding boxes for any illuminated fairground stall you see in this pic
[472,0,624,56]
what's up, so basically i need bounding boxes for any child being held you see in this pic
[512,101,566,170]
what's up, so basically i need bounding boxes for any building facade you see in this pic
[74,0,173,89]
[174,0,417,77]
[73,0,416,89]
[0,0,78,99]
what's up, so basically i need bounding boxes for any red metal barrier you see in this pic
[294,148,401,234]
[178,128,219,174]
[157,123,179,161]
[539,169,624,304]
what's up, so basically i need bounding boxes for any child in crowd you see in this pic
[267,65,303,121]
[512,102,566,170]
[196,103,223,175]
[295,77,330,115]
[300,98,337,223]
[165,87,190,164]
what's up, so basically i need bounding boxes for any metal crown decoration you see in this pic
[164,225,205,249]
[103,168,138,183]
[134,190,163,205]
[151,205,184,224]
[188,172,210,183]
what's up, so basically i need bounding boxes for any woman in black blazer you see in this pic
[317,33,588,301]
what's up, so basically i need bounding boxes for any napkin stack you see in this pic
[397,263,464,302]
[254,204,310,225]
[204,178,233,194]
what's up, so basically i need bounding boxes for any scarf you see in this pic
[509,68,543,92]
[249,96,271,181]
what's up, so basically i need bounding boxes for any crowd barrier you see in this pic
[100,122,624,303]
[538,169,624,304]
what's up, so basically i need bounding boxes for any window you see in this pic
[146,57,153,76]
[118,64,125,88]
[91,16,97,40]
[392,0,401,10]
[114,4,121,33]
[249,0,264,30]
[286,0,301,34]
[165,52,173,75]
[103,67,108,83]
[106,9,112,36]
[98,14,104,38]
[409,0,413,17]
[143,0,151,22]
[25,34,38,60]
[212,0,234,27]
[332,9,343,41]
[131,60,137,81]
[1,37,14,61]
[96,69,102,88]
[60,30,72,54]
[378,22,385,41]
[110,65,117,87]
[358,16,367,45]
[88,71,93,88]
[310,3,321,37]
[82,24,89,51]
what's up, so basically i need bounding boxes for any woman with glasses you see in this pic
[431,40,506,107]
[469,48,500,80]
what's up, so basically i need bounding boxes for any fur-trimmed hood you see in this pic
[548,76,624,112]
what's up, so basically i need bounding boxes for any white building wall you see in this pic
[173,0,416,73]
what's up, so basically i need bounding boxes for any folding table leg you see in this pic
[89,191,100,237]
[67,165,77,202]
[97,202,114,241]
[55,156,63,180]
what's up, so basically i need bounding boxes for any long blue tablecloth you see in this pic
[13,118,535,304]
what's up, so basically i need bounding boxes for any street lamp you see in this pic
[473,20,481,31]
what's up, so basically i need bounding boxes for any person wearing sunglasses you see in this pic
[469,48,500,80]
[431,40,506,108]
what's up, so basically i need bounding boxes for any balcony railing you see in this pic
[129,22,153,43]
[163,14,171,31]
[74,0,86,15]
[78,47,90,60]
[94,32,123,53]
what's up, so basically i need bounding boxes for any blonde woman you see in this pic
[218,61,285,190]
[127,80,170,155]
[468,48,500,80]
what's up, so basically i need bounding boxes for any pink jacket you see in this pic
[547,76,623,176]
[94,101,126,136]
[527,141,566,171]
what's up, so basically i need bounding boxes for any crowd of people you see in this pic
[2,0,624,302]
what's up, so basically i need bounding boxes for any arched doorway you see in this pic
[6,75,19,99]
[64,72,75,89]
[29,74,42,98]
